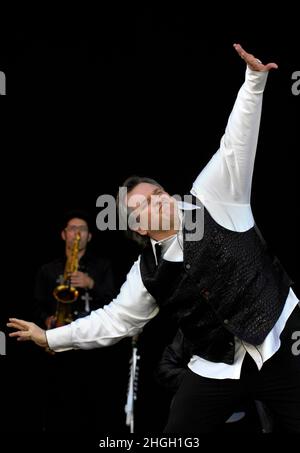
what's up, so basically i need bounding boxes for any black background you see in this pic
[1,4,299,437]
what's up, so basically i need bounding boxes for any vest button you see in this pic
[224,319,229,325]
[185,263,191,270]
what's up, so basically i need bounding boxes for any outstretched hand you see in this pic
[7,318,48,348]
[233,43,278,72]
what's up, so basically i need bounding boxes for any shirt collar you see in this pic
[150,234,177,261]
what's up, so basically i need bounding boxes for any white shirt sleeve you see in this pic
[46,257,159,352]
[191,68,269,232]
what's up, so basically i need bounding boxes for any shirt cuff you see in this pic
[245,66,268,93]
[46,324,74,352]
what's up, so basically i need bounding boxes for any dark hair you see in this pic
[117,175,164,248]
[61,209,93,232]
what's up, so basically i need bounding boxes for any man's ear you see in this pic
[61,230,66,241]
[88,232,92,242]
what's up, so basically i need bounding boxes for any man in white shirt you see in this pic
[8,44,300,432]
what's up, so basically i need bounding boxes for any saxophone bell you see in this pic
[53,284,79,304]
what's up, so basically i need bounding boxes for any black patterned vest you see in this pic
[140,196,291,364]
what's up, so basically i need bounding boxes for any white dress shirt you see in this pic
[46,67,299,379]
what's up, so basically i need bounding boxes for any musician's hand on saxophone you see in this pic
[45,315,57,330]
[70,271,94,290]
[7,318,48,348]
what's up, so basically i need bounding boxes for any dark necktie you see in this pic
[155,243,162,265]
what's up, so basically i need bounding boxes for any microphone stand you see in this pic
[125,335,140,433]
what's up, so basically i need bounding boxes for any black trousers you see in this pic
[164,305,300,433]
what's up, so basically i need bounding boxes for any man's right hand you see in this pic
[7,318,48,348]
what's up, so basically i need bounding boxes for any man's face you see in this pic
[126,183,179,237]
[62,218,91,251]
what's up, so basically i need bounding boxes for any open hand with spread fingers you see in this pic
[233,43,278,72]
[7,318,48,348]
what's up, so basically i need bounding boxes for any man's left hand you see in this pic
[234,43,278,72]
[70,271,94,290]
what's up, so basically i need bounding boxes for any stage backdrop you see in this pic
[1,5,299,434]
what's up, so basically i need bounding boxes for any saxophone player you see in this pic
[24,209,128,432]
[33,209,116,329]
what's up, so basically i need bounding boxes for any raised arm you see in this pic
[192,44,278,211]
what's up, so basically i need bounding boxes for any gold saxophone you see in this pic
[52,231,81,327]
